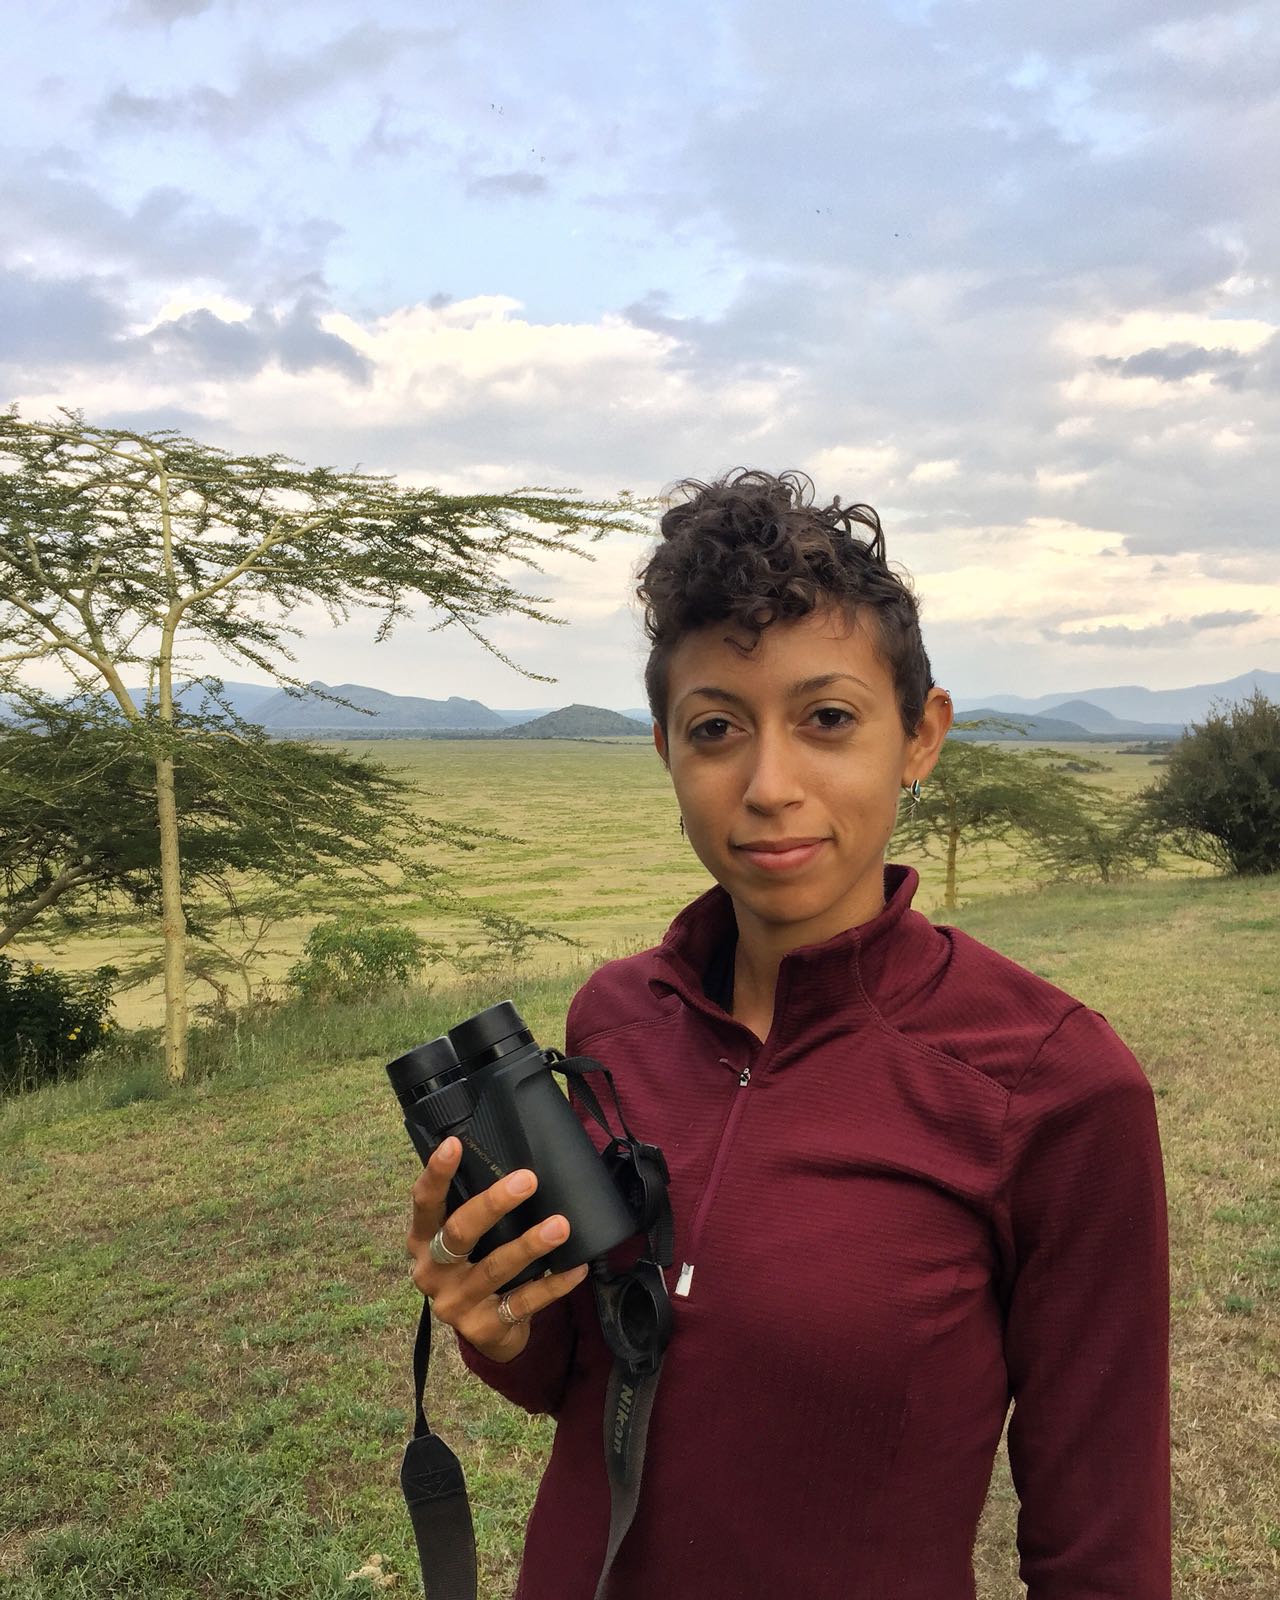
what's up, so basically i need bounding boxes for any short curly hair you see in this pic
[637,469,933,736]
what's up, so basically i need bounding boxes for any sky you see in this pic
[3,0,1278,709]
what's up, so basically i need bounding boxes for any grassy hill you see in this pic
[498,703,649,738]
[1,873,1277,1597]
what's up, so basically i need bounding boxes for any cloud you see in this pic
[0,270,128,362]
[1095,344,1246,382]
[5,3,1279,701]
[1046,610,1264,648]
[465,173,550,199]
[0,272,369,386]
[0,157,261,283]
[121,0,216,20]
[94,24,455,138]
[145,295,372,382]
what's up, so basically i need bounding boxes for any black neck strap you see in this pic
[401,1053,674,1600]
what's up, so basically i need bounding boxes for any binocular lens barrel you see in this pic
[386,1036,463,1111]
[448,1001,532,1069]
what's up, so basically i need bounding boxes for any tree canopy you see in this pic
[1139,690,1280,875]
[894,728,1146,907]
[0,409,647,1078]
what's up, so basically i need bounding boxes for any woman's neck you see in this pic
[728,882,888,1043]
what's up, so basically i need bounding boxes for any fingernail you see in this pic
[441,1137,460,1160]
[540,1217,568,1243]
[507,1171,535,1197]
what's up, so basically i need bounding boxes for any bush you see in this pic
[1139,690,1280,875]
[285,917,428,1004]
[0,957,116,1094]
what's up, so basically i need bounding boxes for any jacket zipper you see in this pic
[674,1060,752,1299]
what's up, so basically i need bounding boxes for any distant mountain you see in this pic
[253,681,505,732]
[955,668,1279,726]
[950,709,1094,741]
[499,703,649,739]
[1035,699,1185,738]
[125,679,280,721]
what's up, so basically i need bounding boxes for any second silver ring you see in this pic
[497,1291,529,1328]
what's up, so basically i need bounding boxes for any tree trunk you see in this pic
[945,827,960,910]
[154,748,188,1082]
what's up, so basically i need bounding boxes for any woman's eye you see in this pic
[812,707,855,730]
[690,717,734,741]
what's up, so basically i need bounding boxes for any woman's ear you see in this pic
[905,688,953,783]
[653,721,670,769]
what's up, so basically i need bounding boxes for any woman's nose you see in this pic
[742,729,804,813]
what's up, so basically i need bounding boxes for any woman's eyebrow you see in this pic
[675,673,872,715]
[790,673,873,695]
[675,685,746,713]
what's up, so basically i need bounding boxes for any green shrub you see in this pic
[1140,690,1280,875]
[0,957,116,1094]
[285,917,428,1004]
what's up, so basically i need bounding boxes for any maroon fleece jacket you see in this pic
[460,865,1171,1599]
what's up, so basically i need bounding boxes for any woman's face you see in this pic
[654,605,950,951]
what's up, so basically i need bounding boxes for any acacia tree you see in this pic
[0,409,643,1079]
[0,697,512,957]
[893,728,1140,908]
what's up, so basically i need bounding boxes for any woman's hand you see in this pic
[407,1135,590,1363]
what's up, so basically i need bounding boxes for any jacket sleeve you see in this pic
[454,981,600,1415]
[997,1004,1171,1600]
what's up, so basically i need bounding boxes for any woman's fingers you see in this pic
[472,1212,569,1293]
[406,1149,592,1359]
[407,1153,577,1304]
[438,1166,539,1261]
[408,1135,462,1248]
[408,1144,537,1264]
[453,1259,590,1356]
[501,1260,591,1322]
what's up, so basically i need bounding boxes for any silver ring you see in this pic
[496,1291,528,1328]
[428,1227,470,1267]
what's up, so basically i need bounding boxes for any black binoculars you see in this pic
[387,1001,641,1289]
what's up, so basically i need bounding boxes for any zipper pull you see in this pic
[674,1262,695,1298]
[738,1065,751,1086]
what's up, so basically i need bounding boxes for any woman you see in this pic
[408,471,1171,1599]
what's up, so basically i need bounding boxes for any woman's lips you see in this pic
[736,839,828,872]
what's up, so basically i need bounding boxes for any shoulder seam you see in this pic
[570,997,684,1052]
[850,961,1011,1102]
[1013,1001,1088,1098]
[994,1002,1089,1214]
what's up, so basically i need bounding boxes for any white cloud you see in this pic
[907,458,960,485]
[804,443,902,488]
[1055,310,1275,360]
[900,517,1279,648]
[1034,466,1093,492]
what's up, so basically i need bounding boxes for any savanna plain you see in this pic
[1,739,1276,1597]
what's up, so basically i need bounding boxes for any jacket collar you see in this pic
[649,864,950,1046]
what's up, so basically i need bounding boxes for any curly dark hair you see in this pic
[637,469,933,735]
